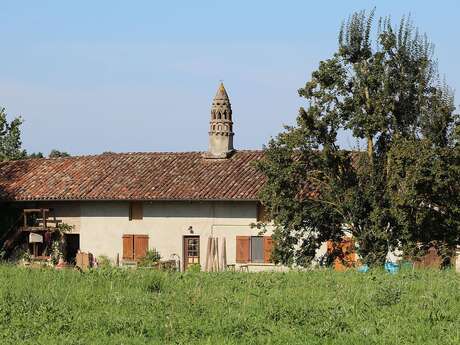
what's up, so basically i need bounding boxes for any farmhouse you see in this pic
[0,83,278,270]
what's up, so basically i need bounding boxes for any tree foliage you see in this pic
[0,107,26,162]
[257,9,459,267]
[27,152,44,159]
[49,149,70,158]
[0,107,71,161]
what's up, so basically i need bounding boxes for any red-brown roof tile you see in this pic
[0,151,266,201]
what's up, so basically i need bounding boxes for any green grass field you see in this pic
[0,266,459,345]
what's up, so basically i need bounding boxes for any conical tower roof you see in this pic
[213,82,230,101]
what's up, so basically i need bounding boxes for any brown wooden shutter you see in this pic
[236,236,250,263]
[134,235,149,260]
[122,234,134,260]
[129,202,143,220]
[263,236,273,263]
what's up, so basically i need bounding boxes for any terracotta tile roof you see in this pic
[0,151,266,202]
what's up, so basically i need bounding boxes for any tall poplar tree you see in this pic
[257,10,459,267]
[0,107,26,162]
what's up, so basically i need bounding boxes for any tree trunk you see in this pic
[367,137,373,161]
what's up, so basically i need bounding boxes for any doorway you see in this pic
[183,236,200,271]
[64,234,80,264]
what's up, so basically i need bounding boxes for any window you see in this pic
[122,234,149,261]
[129,202,143,220]
[251,236,264,263]
[236,236,273,263]
[256,203,270,223]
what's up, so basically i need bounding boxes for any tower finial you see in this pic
[206,82,234,158]
[215,82,229,101]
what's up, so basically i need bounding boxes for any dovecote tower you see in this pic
[207,82,234,158]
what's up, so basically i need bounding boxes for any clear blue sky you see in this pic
[1,1,459,155]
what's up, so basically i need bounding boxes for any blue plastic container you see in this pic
[384,262,399,274]
[357,264,369,273]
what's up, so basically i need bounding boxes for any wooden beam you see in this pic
[23,209,50,213]
[19,227,51,232]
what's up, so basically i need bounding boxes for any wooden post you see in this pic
[211,238,216,272]
[42,209,47,228]
[221,237,227,271]
[215,238,220,272]
[205,237,212,272]
[209,238,214,272]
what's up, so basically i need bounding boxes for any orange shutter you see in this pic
[326,240,334,254]
[122,235,134,260]
[134,235,149,260]
[263,236,273,263]
[236,236,250,263]
[331,237,357,271]
[415,247,441,269]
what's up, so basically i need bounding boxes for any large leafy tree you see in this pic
[0,107,26,161]
[0,107,26,242]
[257,10,459,267]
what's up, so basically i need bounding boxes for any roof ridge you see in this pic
[0,149,265,164]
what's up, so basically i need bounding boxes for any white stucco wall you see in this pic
[11,200,331,271]
[76,200,269,270]
[51,203,81,233]
[13,201,460,271]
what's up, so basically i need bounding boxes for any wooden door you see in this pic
[183,236,200,270]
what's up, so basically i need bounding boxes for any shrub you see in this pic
[97,255,112,268]
[50,241,62,265]
[138,248,161,267]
